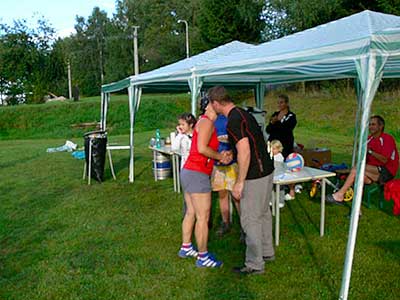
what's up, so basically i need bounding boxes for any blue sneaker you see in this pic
[178,247,198,258]
[195,253,223,268]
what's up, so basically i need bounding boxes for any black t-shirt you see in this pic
[226,107,274,180]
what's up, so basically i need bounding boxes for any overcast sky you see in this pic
[0,0,116,38]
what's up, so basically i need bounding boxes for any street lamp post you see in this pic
[177,19,189,58]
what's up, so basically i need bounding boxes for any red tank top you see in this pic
[183,115,219,175]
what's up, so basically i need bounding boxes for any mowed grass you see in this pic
[0,91,399,299]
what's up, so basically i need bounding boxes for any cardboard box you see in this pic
[299,148,331,168]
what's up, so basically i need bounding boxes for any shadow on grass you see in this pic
[295,198,320,233]
[204,275,256,300]
[285,201,337,299]
[102,155,149,180]
[375,199,396,217]
[375,240,400,260]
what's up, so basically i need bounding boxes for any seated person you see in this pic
[327,115,399,205]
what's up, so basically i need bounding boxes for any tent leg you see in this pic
[352,79,362,167]
[339,54,386,300]
[255,83,265,109]
[128,86,135,183]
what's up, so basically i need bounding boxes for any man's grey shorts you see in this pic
[180,168,211,193]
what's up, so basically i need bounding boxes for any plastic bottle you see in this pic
[155,129,161,148]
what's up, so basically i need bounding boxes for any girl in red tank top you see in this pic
[179,98,232,269]
[183,115,219,175]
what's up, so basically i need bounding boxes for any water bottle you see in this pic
[155,129,161,148]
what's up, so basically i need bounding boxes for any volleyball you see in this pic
[285,153,305,172]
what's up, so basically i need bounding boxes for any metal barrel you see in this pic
[153,152,171,180]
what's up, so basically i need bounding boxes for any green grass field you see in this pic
[0,91,399,299]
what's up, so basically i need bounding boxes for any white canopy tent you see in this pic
[102,10,400,299]
[101,40,257,182]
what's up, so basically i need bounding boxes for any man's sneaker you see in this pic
[232,266,264,275]
[195,253,223,268]
[216,222,230,237]
[263,255,276,262]
[178,247,198,258]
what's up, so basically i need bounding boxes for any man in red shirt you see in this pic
[327,115,399,205]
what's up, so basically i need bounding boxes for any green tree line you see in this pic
[1,0,399,104]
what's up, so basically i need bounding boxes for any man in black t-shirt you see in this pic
[209,86,275,275]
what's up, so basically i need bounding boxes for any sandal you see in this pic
[326,194,345,206]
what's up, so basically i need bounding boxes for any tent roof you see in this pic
[102,10,400,93]
[101,41,255,93]
[196,10,400,83]
[213,10,400,62]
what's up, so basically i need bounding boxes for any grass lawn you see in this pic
[0,91,399,299]
[1,131,399,300]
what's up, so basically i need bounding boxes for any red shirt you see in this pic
[367,132,399,176]
[183,116,219,175]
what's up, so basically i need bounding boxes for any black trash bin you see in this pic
[84,130,107,182]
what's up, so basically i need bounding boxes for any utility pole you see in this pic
[133,26,140,75]
[67,60,72,99]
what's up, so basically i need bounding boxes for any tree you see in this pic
[114,0,202,73]
[263,0,346,41]
[64,7,111,96]
[59,0,265,95]
[197,0,265,47]
[0,18,61,104]
[377,0,400,15]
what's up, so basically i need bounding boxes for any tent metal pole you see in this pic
[255,82,266,110]
[189,73,202,117]
[191,89,197,116]
[128,86,135,183]
[100,92,110,131]
[352,79,362,167]
[131,87,142,182]
[190,77,197,116]
[338,107,369,300]
[339,54,386,300]
[104,93,110,130]
[100,93,105,130]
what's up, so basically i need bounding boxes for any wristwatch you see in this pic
[368,149,373,155]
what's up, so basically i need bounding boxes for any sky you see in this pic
[0,0,116,38]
